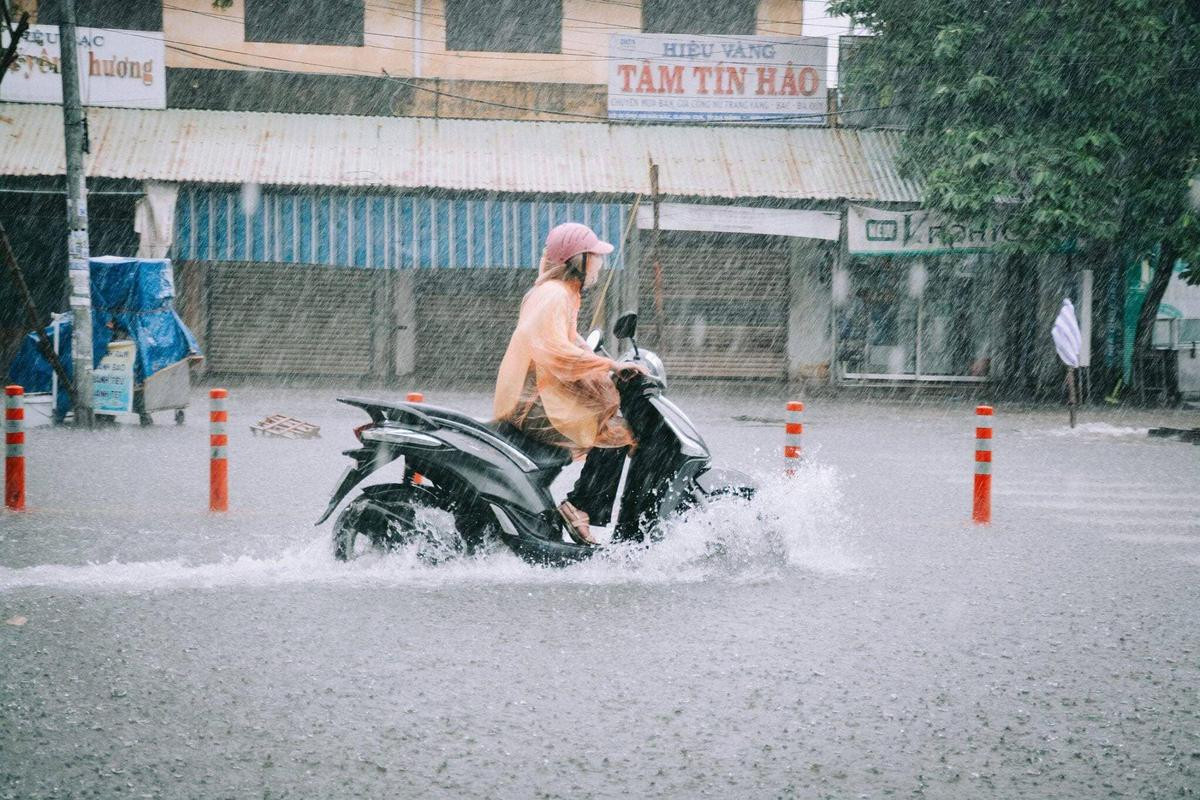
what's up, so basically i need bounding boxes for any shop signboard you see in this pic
[848,205,1018,256]
[0,25,165,109]
[636,202,840,240]
[608,34,827,123]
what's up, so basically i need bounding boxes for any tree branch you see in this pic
[0,9,30,87]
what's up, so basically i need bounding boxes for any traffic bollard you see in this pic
[5,386,25,511]
[406,392,425,484]
[973,405,993,524]
[785,400,803,476]
[210,388,228,512]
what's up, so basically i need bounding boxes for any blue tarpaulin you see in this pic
[6,258,201,415]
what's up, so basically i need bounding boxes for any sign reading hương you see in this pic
[608,34,827,123]
[847,204,1019,256]
[0,26,165,109]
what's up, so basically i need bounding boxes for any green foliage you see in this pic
[831,0,1200,282]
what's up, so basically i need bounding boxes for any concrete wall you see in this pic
[161,0,802,85]
[787,236,832,383]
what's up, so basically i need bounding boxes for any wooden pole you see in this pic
[588,194,642,333]
[1067,367,1078,428]
[649,160,663,345]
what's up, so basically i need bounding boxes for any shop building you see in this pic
[2,0,1083,392]
[3,102,933,385]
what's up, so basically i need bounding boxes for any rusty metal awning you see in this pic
[0,103,920,202]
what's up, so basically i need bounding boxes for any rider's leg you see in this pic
[565,445,628,527]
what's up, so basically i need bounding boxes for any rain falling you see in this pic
[1,0,1198,797]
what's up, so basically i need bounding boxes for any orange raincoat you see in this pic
[493,261,633,457]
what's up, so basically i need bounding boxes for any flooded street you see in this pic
[2,386,1197,798]
[4,0,1200,795]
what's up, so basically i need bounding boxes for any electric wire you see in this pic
[164,40,863,124]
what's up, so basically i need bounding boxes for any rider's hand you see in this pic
[613,362,649,381]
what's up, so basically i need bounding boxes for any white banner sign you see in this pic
[608,34,827,123]
[1,26,165,109]
[93,340,136,415]
[848,205,1017,256]
[637,203,840,240]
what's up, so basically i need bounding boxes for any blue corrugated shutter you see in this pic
[173,188,626,270]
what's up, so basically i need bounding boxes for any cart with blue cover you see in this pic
[6,257,203,425]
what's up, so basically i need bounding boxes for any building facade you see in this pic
[2,0,1078,394]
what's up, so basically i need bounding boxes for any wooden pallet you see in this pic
[250,414,321,439]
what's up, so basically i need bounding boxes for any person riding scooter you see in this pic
[492,222,645,545]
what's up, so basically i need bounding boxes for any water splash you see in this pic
[586,461,860,581]
[1038,422,1148,438]
[0,463,860,594]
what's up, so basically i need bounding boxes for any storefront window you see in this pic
[836,254,995,380]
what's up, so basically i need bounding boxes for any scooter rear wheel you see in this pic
[333,484,475,564]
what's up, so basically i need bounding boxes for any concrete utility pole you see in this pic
[58,0,94,427]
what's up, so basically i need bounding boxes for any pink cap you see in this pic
[544,222,613,266]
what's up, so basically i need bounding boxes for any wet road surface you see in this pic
[2,386,1198,798]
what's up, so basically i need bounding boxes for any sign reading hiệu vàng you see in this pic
[608,34,828,123]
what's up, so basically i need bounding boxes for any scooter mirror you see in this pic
[585,329,603,351]
[613,312,638,340]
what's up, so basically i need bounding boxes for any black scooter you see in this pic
[317,313,756,566]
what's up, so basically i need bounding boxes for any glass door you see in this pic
[837,255,993,380]
[838,257,917,377]
[919,255,994,378]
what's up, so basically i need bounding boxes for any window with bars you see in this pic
[444,0,562,54]
[244,0,364,46]
[642,0,757,36]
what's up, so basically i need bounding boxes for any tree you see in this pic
[1,1,32,85]
[830,0,1200,396]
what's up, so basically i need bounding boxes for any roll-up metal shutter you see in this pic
[415,269,533,380]
[206,262,379,376]
[639,231,789,380]
[415,269,604,380]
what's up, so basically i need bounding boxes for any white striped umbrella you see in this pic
[1052,298,1082,368]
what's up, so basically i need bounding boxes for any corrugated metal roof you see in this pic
[0,103,921,202]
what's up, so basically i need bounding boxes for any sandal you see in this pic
[558,500,596,545]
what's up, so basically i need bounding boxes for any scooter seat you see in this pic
[365,396,572,473]
[488,422,573,471]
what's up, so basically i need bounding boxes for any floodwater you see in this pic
[1,386,1198,799]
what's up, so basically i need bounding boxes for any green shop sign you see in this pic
[848,205,1019,256]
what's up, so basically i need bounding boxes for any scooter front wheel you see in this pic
[332,484,474,564]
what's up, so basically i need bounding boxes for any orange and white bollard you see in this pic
[973,405,993,524]
[785,400,803,476]
[209,388,228,512]
[5,386,25,511]
[406,392,425,484]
